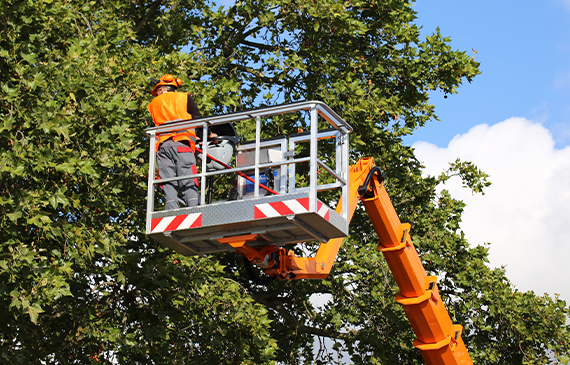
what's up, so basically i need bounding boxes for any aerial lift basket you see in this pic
[145,101,353,256]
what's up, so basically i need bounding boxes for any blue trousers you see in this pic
[157,139,199,210]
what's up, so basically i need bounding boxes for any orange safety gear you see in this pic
[147,92,196,151]
[150,74,184,96]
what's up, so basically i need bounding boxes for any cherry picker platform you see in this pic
[145,101,352,257]
[145,101,473,365]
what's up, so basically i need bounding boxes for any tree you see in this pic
[0,1,275,363]
[1,0,568,364]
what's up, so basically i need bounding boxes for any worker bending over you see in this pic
[147,74,215,210]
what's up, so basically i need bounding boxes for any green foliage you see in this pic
[0,1,276,363]
[437,158,492,194]
[1,0,569,364]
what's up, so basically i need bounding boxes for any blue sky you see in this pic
[405,0,570,149]
[208,0,570,301]
[409,1,570,302]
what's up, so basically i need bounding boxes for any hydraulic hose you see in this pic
[194,146,279,195]
[357,166,385,197]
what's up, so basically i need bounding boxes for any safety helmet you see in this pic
[150,74,183,96]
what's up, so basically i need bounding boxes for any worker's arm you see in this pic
[187,94,217,140]
[186,94,202,119]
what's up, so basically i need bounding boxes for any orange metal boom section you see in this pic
[358,158,473,365]
[223,157,473,364]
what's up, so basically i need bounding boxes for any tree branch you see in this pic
[297,323,354,340]
[37,316,80,361]
[240,39,277,51]
[241,24,265,40]
[222,63,285,84]
[135,0,165,35]
[393,196,416,207]
[252,291,354,341]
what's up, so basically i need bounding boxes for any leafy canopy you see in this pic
[1,0,569,364]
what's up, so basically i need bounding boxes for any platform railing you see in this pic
[145,101,353,235]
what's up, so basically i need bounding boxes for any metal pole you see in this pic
[342,133,350,223]
[288,138,296,193]
[254,116,261,197]
[280,138,287,194]
[200,124,208,205]
[146,132,157,234]
[309,106,318,213]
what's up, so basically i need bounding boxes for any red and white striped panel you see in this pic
[254,197,330,221]
[150,213,202,233]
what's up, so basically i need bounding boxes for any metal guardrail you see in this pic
[145,101,352,235]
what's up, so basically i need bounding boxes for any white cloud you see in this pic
[413,117,570,301]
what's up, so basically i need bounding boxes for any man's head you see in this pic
[150,74,183,96]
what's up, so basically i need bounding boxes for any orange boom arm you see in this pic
[234,157,473,365]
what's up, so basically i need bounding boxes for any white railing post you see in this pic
[254,116,261,197]
[342,133,350,223]
[279,138,288,194]
[146,132,157,233]
[309,106,318,213]
[200,124,209,206]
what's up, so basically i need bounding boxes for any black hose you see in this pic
[357,166,385,197]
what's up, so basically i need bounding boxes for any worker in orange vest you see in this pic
[147,74,215,210]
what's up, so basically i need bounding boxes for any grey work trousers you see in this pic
[157,139,200,210]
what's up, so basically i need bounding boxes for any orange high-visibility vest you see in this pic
[147,92,197,151]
